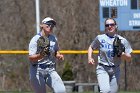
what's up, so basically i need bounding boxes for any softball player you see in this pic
[88,18,132,93]
[28,17,66,93]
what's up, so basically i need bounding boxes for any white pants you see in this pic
[96,65,120,93]
[29,65,66,93]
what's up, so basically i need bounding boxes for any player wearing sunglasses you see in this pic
[28,17,66,93]
[88,18,132,93]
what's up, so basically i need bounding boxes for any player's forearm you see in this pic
[88,46,93,60]
[29,54,43,62]
[121,52,132,62]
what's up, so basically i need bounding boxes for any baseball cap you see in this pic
[42,17,56,26]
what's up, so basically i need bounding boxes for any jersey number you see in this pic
[107,50,114,58]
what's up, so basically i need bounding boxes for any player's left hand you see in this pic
[121,52,132,62]
[56,53,64,60]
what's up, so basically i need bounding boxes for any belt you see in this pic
[98,63,116,67]
[32,63,54,68]
[39,64,54,69]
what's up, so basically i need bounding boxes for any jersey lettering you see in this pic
[101,41,113,49]
[100,39,113,58]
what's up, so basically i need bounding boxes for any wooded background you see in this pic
[0,0,140,91]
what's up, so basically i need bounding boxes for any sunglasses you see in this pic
[105,23,115,27]
[47,24,55,29]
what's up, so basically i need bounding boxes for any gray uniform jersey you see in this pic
[28,33,66,93]
[29,33,59,66]
[90,34,132,66]
[91,34,132,93]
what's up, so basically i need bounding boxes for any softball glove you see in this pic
[36,36,50,56]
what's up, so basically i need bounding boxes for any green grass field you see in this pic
[119,92,140,93]
[0,91,140,93]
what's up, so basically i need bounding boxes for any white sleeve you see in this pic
[28,36,39,55]
[91,36,100,50]
[123,39,133,54]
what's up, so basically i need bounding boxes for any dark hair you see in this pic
[104,18,117,25]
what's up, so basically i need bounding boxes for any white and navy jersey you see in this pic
[90,34,132,66]
[28,33,59,65]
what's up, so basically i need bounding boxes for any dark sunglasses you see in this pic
[47,24,55,28]
[105,24,115,27]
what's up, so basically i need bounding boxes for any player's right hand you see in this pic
[88,58,95,65]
